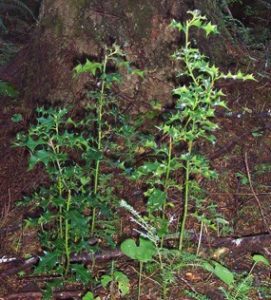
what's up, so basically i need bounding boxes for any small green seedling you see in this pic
[203,254,270,300]
[101,270,130,297]
[82,291,101,300]
[121,238,156,300]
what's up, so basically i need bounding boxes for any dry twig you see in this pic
[244,152,271,233]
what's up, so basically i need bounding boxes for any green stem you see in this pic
[57,177,63,240]
[138,261,143,300]
[91,54,108,236]
[160,135,173,247]
[157,249,167,299]
[185,22,198,85]
[179,141,192,251]
[232,262,256,300]
[178,21,199,251]
[49,134,65,241]
[64,190,71,275]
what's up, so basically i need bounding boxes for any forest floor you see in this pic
[1,10,271,300]
[1,55,271,300]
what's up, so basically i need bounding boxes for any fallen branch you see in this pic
[0,250,123,278]
[0,256,39,278]
[70,249,123,263]
[3,289,83,300]
[1,232,270,279]
[212,232,271,249]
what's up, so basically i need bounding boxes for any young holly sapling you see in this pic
[74,44,144,237]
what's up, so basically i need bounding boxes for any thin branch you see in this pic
[244,152,271,233]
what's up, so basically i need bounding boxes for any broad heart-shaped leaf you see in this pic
[121,238,156,263]
[120,239,137,260]
[82,292,99,300]
[114,271,130,296]
[101,274,112,288]
[252,254,270,266]
[71,264,92,285]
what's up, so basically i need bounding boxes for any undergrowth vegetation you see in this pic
[13,10,270,300]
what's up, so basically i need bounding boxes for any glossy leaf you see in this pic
[121,238,156,262]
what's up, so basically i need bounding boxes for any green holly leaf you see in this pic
[25,136,46,151]
[131,69,145,78]
[35,251,59,274]
[74,60,102,76]
[145,188,166,212]
[71,264,92,285]
[11,114,23,123]
[203,22,218,36]
[170,19,184,32]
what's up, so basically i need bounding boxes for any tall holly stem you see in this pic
[91,53,108,236]
[178,18,198,251]
[179,141,192,251]
[64,189,71,275]
[160,135,172,247]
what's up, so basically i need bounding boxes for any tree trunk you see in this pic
[1,0,239,110]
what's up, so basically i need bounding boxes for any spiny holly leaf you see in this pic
[71,264,92,285]
[35,251,59,274]
[11,114,23,123]
[203,22,218,36]
[145,188,166,212]
[131,69,145,78]
[74,59,102,76]
[28,150,67,170]
[170,19,183,32]
[25,136,46,151]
